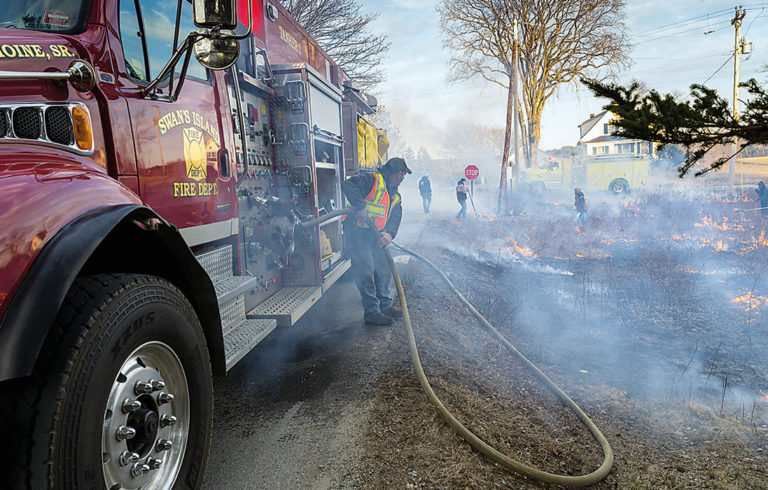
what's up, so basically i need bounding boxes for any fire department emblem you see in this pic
[183,127,206,181]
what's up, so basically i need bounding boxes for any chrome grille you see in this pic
[0,109,8,137]
[45,106,73,145]
[0,103,91,154]
[13,107,41,139]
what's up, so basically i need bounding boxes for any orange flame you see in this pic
[759,230,768,247]
[731,292,767,312]
[694,215,746,231]
[506,238,537,258]
[761,390,768,401]
[715,240,727,252]
[624,202,641,211]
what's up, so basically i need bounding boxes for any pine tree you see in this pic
[583,78,768,176]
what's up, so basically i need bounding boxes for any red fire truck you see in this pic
[0,0,380,487]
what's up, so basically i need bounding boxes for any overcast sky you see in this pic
[359,0,768,156]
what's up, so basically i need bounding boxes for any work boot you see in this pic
[382,306,403,319]
[364,311,394,325]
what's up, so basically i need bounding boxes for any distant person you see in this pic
[574,187,588,230]
[341,157,411,325]
[456,178,469,218]
[756,181,768,215]
[418,173,432,213]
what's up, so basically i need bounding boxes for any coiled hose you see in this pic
[302,209,614,486]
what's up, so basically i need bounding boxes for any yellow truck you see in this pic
[520,154,650,194]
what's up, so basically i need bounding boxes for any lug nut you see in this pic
[157,392,174,405]
[122,398,142,413]
[134,381,153,395]
[116,425,136,441]
[151,379,166,391]
[130,463,151,478]
[160,414,177,427]
[119,451,140,467]
[155,439,173,452]
[147,458,163,470]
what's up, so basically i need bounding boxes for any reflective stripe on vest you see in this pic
[345,172,400,230]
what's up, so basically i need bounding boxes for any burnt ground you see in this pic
[352,188,768,489]
[205,186,768,489]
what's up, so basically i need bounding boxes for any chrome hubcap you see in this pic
[102,342,189,490]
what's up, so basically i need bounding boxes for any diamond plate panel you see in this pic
[196,246,233,284]
[219,295,245,335]
[224,318,277,370]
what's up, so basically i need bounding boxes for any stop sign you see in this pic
[464,164,479,180]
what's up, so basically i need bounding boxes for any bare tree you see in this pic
[438,0,629,207]
[280,0,389,90]
[441,120,504,163]
[441,122,504,175]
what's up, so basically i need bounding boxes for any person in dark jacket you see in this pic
[574,187,588,230]
[756,181,768,215]
[456,178,469,218]
[418,173,432,213]
[341,157,410,325]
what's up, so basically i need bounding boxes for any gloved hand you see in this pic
[377,232,392,249]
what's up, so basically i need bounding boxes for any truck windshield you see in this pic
[0,0,92,33]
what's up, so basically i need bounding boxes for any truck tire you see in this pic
[531,181,546,194]
[609,178,629,194]
[0,274,212,490]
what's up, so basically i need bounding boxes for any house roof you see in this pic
[583,135,623,144]
[578,110,607,138]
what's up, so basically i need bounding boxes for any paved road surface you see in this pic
[203,194,429,489]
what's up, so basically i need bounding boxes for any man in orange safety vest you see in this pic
[341,157,411,325]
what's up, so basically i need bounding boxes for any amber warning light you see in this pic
[72,105,93,152]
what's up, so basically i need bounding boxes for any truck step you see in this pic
[196,245,234,284]
[247,286,322,326]
[224,318,277,370]
[212,275,261,306]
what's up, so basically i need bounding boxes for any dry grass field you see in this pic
[352,187,768,489]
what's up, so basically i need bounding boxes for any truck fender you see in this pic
[0,205,225,382]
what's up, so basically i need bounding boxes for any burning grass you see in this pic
[355,188,768,488]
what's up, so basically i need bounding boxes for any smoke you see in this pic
[395,177,768,433]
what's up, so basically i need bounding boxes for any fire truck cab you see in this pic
[0,0,380,487]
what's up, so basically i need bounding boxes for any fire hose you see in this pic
[302,208,614,486]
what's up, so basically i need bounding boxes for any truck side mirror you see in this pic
[192,0,237,30]
[193,37,240,70]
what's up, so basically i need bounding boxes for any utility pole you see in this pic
[729,6,746,195]
[512,18,520,187]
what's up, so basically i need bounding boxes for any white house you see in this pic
[578,111,655,158]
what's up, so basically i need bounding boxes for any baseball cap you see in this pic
[384,157,412,174]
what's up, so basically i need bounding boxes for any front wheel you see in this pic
[609,178,630,194]
[2,274,213,489]
[530,181,546,194]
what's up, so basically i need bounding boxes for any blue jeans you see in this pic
[456,199,467,218]
[577,210,588,228]
[346,227,394,315]
[421,194,431,213]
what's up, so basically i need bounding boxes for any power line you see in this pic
[633,18,732,46]
[635,9,733,36]
[742,6,766,36]
[702,53,734,85]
